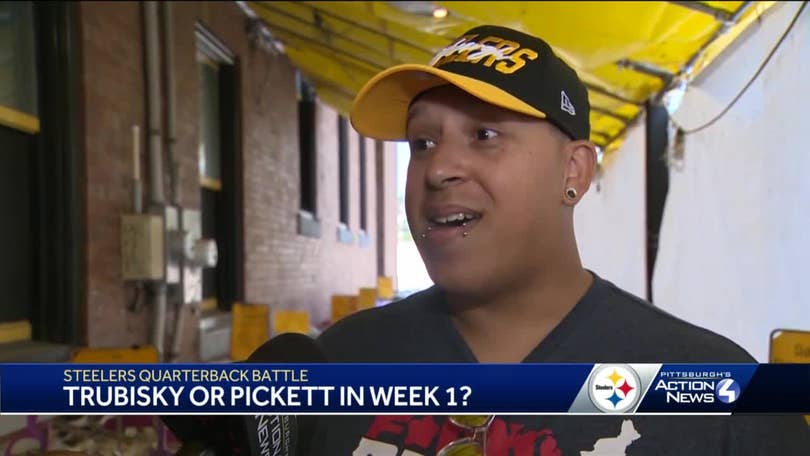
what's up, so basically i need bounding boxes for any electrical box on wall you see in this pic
[165,206,218,304]
[121,214,164,280]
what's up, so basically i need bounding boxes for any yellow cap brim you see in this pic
[350,64,547,141]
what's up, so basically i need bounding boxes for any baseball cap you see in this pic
[350,25,590,141]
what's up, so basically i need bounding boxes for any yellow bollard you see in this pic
[358,288,378,310]
[377,276,395,300]
[230,302,269,361]
[273,309,310,336]
[71,346,159,363]
[331,295,358,322]
[769,329,810,425]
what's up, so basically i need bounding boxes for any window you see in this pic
[198,55,222,191]
[336,116,353,244]
[1,2,83,345]
[297,73,320,238]
[338,116,349,225]
[0,1,39,133]
[359,134,368,229]
[298,74,317,214]
[358,134,370,247]
[0,1,37,343]
[196,24,242,312]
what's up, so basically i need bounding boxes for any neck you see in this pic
[447,260,592,323]
[444,243,593,363]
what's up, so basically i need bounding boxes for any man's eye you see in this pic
[475,128,499,141]
[409,138,436,152]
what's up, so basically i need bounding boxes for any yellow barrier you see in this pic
[71,346,159,363]
[331,295,357,322]
[358,288,378,310]
[769,329,810,426]
[230,303,269,361]
[273,309,310,336]
[377,277,394,299]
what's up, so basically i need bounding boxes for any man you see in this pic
[314,25,809,455]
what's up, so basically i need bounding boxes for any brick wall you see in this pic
[80,1,150,348]
[243,92,382,325]
[79,2,397,355]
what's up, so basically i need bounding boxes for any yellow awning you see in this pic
[250,1,774,151]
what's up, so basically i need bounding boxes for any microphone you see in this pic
[162,333,326,455]
[246,333,325,456]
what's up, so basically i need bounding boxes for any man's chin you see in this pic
[426,265,495,299]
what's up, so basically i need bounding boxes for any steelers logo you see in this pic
[587,364,641,414]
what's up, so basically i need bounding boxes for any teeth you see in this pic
[432,212,477,224]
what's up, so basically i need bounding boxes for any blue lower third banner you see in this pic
[0,364,806,414]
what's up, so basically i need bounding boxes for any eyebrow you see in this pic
[406,104,426,126]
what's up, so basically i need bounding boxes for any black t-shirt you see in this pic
[312,274,809,455]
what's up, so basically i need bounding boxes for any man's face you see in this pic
[405,85,571,296]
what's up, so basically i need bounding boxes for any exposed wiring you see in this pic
[671,1,807,135]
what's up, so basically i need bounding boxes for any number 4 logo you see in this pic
[715,378,740,404]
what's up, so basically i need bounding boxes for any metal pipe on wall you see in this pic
[162,1,186,362]
[144,2,165,207]
[164,4,180,207]
[144,0,167,361]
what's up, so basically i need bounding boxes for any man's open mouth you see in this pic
[428,212,479,227]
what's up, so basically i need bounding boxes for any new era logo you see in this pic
[561,90,576,116]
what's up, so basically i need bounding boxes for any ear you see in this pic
[562,140,597,206]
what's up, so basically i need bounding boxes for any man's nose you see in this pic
[424,140,470,190]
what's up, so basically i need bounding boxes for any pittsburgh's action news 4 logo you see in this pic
[715,379,741,404]
[587,364,641,413]
[653,371,740,404]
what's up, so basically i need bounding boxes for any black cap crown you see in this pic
[430,25,590,140]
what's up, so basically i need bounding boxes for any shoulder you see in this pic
[316,287,445,362]
[589,276,755,362]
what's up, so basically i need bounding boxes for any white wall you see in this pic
[575,119,647,300]
[574,3,810,361]
[654,2,810,361]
